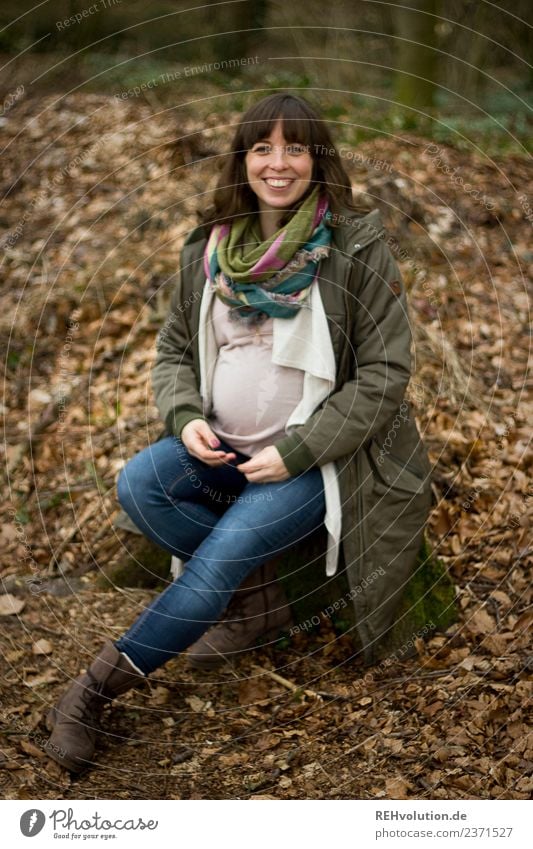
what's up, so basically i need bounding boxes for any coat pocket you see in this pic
[367,438,425,495]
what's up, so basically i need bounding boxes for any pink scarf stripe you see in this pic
[313,194,329,229]
[247,231,287,279]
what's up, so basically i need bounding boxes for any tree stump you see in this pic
[95,511,171,591]
[103,510,456,663]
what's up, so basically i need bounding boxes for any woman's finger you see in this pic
[193,445,237,466]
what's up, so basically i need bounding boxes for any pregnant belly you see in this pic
[209,346,304,438]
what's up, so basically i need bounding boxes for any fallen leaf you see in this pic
[467,606,495,635]
[0,594,25,616]
[19,740,46,760]
[32,638,53,656]
[185,695,206,713]
[0,525,18,544]
[218,752,247,766]
[238,678,269,706]
[5,650,25,662]
[256,733,282,751]
[29,388,52,404]
[385,776,412,799]
[384,737,403,754]
[149,686,170,705]
[25,670,60,688]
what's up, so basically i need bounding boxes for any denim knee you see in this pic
[167,558,237,618]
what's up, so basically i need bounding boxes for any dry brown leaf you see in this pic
[5,649,25,662]
[384,737,403,754]
[255,734,282,751]
[467,606,495,635]
[423,700,444,716]
[385,776,412,799]
[434,503,453,535]
[0,525,18,544]
[479,634,512,656]
[512,610,533,634]
[0,594,25,616]
[238,678,269,706]
[19,740,46,760]
[218,752,248,767]
[32,638,53,656]
[24,669,60,688]
[185,695,206,713]
[149,686,171,706]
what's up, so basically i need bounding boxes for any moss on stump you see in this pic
[373,534,457,661]
[275,530,456,661]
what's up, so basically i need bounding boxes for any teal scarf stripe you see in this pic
[217,289,304,319]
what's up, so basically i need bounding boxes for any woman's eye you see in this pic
[287,145,307,154]
[252,144,270,153]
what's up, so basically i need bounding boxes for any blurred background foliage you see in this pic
[0,0,531,153]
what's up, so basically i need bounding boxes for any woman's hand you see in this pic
[180,419,237,466]
[236,446,290,483]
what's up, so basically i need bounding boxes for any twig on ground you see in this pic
[251,664,324,701]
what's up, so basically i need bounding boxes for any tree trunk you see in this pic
[392,0,438,110]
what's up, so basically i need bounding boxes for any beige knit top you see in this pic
[205,295,305,457]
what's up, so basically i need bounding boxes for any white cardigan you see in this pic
[170,278,343,580]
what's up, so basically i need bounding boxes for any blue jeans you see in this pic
[114,435,325,675]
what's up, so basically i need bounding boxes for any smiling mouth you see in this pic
[263,178,294,188]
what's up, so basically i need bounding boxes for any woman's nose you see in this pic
[268,146,288,168]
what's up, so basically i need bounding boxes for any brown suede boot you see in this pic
[44,640,145,773]
[185,558,293,669]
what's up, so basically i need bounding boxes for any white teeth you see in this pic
[265,179,292,187]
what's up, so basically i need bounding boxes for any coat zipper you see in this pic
[338,260,354,382]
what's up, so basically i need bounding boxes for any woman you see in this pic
[45,93,432,773]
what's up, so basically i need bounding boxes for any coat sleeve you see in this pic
[151,250,207,438]
[273,240,413,476]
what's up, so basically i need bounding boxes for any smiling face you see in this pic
[244,119,314,215]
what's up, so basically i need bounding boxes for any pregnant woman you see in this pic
[45,92,432,773]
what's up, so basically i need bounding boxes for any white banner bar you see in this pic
[1,799,529,848]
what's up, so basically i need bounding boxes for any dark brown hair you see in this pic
[199,92,364,229]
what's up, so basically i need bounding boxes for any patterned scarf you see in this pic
[203,186,332,327]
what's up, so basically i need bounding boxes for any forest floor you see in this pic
[0,89,531,799]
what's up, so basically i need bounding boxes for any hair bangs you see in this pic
[238,95,318,152]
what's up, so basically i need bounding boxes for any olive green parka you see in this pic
[152,207,433,664]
